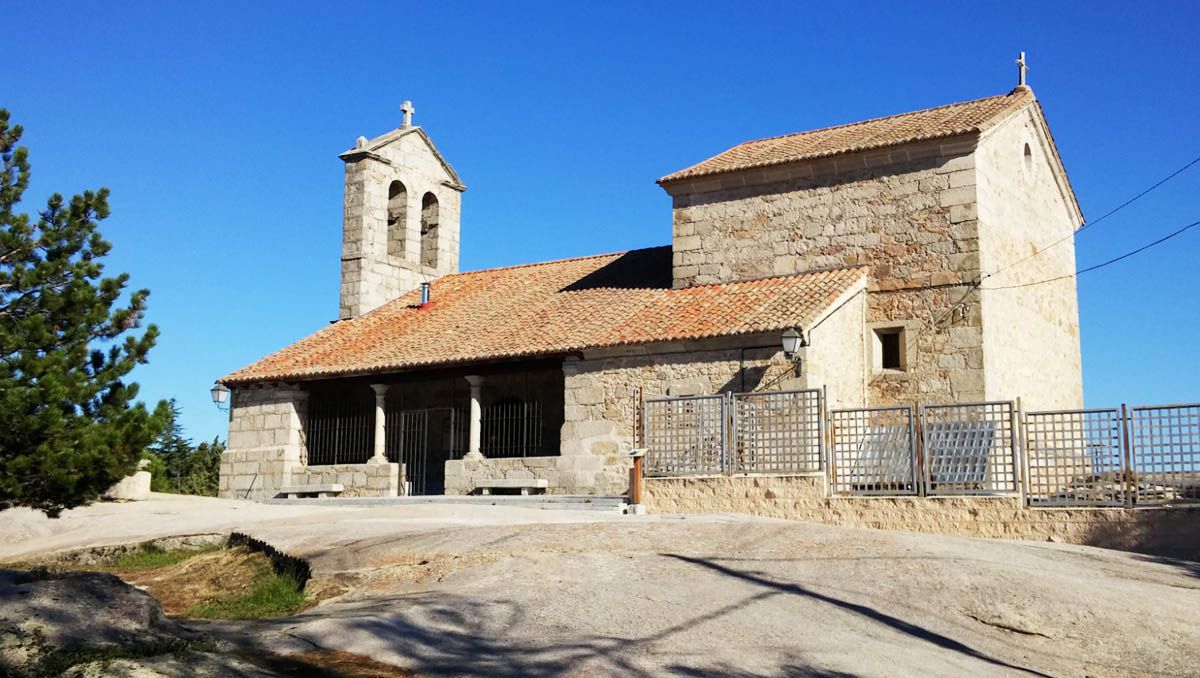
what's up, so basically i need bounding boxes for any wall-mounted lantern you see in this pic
[781,328,807,376]
[781,328,807,358]
[210,382,230,412]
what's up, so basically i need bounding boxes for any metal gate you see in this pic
[732,390,823,473]
[642,389,823,477]
[829,405,918,495]
[1023,408,1125,506]
[921,401,1018,495]
[643,394,727,476]
[1129,403,1200,505]
[386,407,462,496]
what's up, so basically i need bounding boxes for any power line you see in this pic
[875,216,1200,296]
[979,217,1200,291]
[981,152,1200,283]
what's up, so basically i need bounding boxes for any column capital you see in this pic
[464,374,484,388]
[371,383,390,398]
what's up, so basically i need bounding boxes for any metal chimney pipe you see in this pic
[420,282,431,305]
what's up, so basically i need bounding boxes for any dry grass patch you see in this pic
[112,546,308,619]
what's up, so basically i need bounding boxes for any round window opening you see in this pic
[1023,143,1033,176]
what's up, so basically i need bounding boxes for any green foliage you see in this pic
[146,400,224,496]
[0,109,168,516]
[185,559,308,620]
[106,543,221,572]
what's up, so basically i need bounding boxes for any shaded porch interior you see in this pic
[302,360,564,495]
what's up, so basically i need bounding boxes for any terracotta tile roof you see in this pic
[659,89,1033,184]
[222,247,866,384]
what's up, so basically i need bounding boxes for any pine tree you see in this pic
[147,400,191,493]
[0,109,168,516]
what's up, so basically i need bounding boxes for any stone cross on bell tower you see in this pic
[1016,52,1029,89]
[337,103,466,319]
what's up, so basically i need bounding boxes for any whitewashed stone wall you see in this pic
[341,129,463,319]
[975,107,1084,410]
[805,289,868,409]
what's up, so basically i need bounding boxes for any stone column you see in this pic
[464,375,484,460]
[370,384,389,464]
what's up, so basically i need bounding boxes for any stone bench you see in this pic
[279,483,344,499]
[475,478,549,496]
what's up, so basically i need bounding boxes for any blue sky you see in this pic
[7,1,1199,442]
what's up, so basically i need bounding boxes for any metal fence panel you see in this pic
[643,395,728,477]
[732,389,824,474]
[305,388,375,466]
[829,406,917,495]
[1130,403,1200,505]
[1024,408,1124,506]
[921,401,1018,495]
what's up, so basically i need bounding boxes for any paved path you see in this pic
[5,495,1199,676]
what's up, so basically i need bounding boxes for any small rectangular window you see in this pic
[880,332,901,369]
[873,327,906,372]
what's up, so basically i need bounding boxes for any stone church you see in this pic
[218,84,1084,501]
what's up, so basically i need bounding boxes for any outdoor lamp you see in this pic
[210,382,230,411]
[781,328,807,359]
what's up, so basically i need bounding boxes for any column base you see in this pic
[462,451,485,461]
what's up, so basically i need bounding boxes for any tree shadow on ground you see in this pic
[664,554,1052,678]
[1131,553,1200,579]
[204,590,861,677]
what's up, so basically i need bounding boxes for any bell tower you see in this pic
[338,101,466,319]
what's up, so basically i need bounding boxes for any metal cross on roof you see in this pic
[401,100,415,127]
[1016,52,1029,88]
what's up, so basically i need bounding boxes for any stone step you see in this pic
[266,494,630,512]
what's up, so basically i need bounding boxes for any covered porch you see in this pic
[299,360,564,496]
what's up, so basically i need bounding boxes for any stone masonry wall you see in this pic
[219,385,307,502]
[288,462,401,498]
[220,383,402,501]
[557,329,865,496]
[563,344,783,495]
[341,130,462,319]
[444,456,578,496]
[975,107,1084,410]
[643,475,1200,561]
[664,137,987,406]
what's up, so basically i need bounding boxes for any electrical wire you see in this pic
[980,152,1200,283]
[979,218,1200,291]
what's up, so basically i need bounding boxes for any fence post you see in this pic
[825,407,835,498]
[1013,397,1025,500]
[1121,403,1134,509]
[914,401,926,497]
[724,392,734,476]
[1017,398,1030,506]
[821,385,829,472]
[629,455,644,505]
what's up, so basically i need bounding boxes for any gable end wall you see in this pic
[974,107,1084,409]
